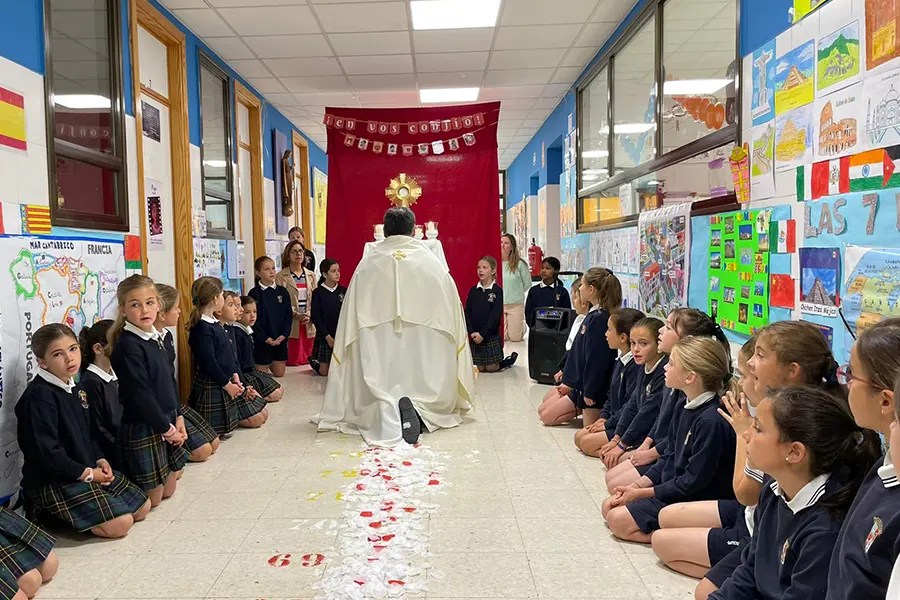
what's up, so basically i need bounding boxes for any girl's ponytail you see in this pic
[79,319,114,372]
[822,427,882,519]
[187,276,224,330]
[317,258,339,287]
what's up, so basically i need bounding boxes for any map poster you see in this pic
[841,245,900,336]
[313,168,327,246]
[638,203,691,318]
[865,0,900,71]
[750,122,776,199]
[0,235,126,500]
[751,41,777,125]
[814,83,864,160]
[800,247,841,317]
[708,210,771,335]
[774,39,815,115]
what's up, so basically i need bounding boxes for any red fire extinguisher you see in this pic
[528,238,543,277]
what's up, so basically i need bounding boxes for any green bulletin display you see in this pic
[708,210,771,335]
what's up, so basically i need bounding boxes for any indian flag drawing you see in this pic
[797,146,900,201]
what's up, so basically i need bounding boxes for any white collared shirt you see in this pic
[235,323,253,335]
[36,368,75,394]
[619,351,634,366]
[124,320,162,342]
[684,391,717,410]
[879,451,898,489]
[770,473,830,514]
[321,283,338,293]
[86,363,117,383]
[645,355,665,375]
[200,314,218,325]
[477,280,496,291]
[258,282,276,290]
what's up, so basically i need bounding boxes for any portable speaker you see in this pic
[528,307,575,384]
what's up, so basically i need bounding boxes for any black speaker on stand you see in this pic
[528,307,575,384]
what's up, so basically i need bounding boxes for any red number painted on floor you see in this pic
[268,553,291,567]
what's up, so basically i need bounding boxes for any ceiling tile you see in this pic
[353,90,419,104]
[551,66,583,84]
[209,0,307,6]
[349,73,416,90]
[160,0,206,8]
[480,85,545,100]
[281,75,350,92]
[225,58,272,78]
[412,28,494,53]
[172,9,234,37]
[542,83,571,96]
[416,71,483,88]
[243,34,333,58]
[501,0,599,26]
[314,2,408,33]
[493,24,582,50]
[489,49,566,70]
[499,109,530,119]
[497,97,537,110]
[574,21,617,48]
[263,92,298,107]
[264,57,343,76]
[246,77,288,93]
[414,51,488,73]
[329,32,411,55]
[561,46,597,69]
[592,0,640,23]
[339,54,414,75]
[522,118,545,128]
[484,68,554,86]
[202,36,254,60]
[219,6,320,35]
[280,106,312,117]
[292,91,358,105]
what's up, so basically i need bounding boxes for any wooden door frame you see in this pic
[291,130,311,238]
[129,0,193,400]
[234,80,265,262]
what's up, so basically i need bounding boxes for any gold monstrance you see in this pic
[385,173,423,207]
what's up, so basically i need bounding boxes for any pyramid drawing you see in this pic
[805,277,834,305]
[783,66,808,90]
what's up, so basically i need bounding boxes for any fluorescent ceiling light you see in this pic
[600,123,656,134]
[203,160,228,168]
[420,87,480,103]
[663,79,731,96]
[582,150,609,159]
[411,0,501,30]
[55,94,110,109]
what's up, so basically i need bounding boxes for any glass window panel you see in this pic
[56,157,117,215]
[662,0,737,152]
[49,0,114,155]
[613,19,657,173]
[581,67,610,188]
[205,201,230,232]
[200,65,230,195]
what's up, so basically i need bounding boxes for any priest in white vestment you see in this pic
[312,207,475,446]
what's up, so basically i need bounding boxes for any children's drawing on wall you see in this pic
[842,245,900,335]
[313,168,327,245]
[774,39,815,115]
[775,103,814,171]
[799,247,841,316]
[864,66,900,147]
[793,0,832,24]
[752,41,777,125]
[638,203,691,317]
[750,122,776,198]
[815,83,863,159]
[865,0,900,71]
[817,20,861,92]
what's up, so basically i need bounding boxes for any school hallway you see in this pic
[40,341,695,600]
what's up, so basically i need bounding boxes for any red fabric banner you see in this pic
[324,102,501,299]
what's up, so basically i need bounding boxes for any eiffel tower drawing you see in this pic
[804,277,834,305]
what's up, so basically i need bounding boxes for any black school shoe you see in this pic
[499,352,519,371]
[398,397,421,444]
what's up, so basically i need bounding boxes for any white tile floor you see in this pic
[42,342,698,600]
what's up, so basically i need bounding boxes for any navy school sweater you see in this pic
[614,355,669,447]
[16,373,103,488]
[110,326,181,433]
[233,324,256,372]
[311,284,347,340]
[600,353,642,428]
[465,283,503,338]
[189,317,240,387]
[560,308,616,406]
[825,456,900,600]
[78,366,122,467]
[524,279,571,327]
[647,385,684,455]
[248,283,293,344]
[645,392,735,504]
[712,475,843,600]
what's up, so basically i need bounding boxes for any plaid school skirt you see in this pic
[26,472,147,533]
[234,391,268,421]
[311,337,334,364]
[190,375,239,436]
[470,334,504,367]
[241,370,281,399]
[117,423,190,491]
[0,507,55,583]
[181,405,219,451]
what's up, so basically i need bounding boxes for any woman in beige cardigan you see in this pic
[276,239,318,367]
